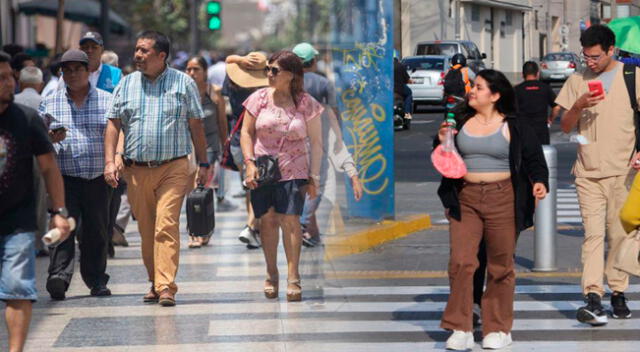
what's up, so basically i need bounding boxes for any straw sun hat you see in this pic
[225,52,269,88]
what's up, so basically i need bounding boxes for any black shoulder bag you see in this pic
[622,63,640,153]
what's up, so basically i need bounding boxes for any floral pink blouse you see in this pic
[243,87,324,181]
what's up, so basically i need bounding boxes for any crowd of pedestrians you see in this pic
[0,29,361,351]
[2,22,640,352]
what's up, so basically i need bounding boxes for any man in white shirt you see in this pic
[14,66,43,110]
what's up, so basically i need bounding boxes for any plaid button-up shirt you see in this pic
[105,67,204,162]
[39,85,112,180]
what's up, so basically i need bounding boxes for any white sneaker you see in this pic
[472,303,482,327]
[238,226,260,248]
[482,332,512,349]
[446,330,474,350]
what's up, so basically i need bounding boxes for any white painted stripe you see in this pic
[37,300,640,318]
[322,284,640,295]
[558,210,581,216]
[557,217,583,223]
[209,318,640,336]
[283,342,639,352]
[557,204,580,209]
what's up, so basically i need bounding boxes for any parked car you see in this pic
[402,55,450,109]
[540,52,582,82]
[414,40,487,74]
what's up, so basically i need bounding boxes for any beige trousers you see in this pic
[575,175,630,296]
[123,157,191,294]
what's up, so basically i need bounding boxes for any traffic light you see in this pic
[206,1,221,31]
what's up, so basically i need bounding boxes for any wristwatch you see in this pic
[310,174,321,184]
[199,162,210,168]
[48,207,69,218]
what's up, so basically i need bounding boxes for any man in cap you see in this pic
[39,49,114,300]
[292,43,363,246]
[104,30,208,307]
[59,32,122,93]
[0,50,70,352]
[223,52,269,249]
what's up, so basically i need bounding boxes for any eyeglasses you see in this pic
[264,66,280,76]
[580,51,605,63]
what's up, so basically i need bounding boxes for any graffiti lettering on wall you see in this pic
[340,87,388,195]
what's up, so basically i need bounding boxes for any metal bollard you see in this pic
[533,145,558,272]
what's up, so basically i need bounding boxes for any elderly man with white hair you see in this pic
[14,66,44,110]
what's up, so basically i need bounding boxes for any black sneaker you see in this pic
[577,292,608,326]
[611,291,632,319]
[90,285,112,297]
[46,277,67,301]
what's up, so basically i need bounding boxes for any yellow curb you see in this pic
[324,214,431,260]
[326,270,583,280]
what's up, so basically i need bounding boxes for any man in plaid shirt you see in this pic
[39,49,113,300]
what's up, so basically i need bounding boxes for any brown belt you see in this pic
[124,155,186,168]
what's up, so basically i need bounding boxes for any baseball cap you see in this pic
[60,49,89,65]
[79,32,104,46]
[292,43,319,63]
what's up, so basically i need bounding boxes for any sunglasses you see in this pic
[264,66,280,76]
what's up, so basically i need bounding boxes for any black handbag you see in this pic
[256,154,281,186]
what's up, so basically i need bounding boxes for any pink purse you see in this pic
[431,114,467,179]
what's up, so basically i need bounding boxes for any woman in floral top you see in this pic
[240,50,323,302]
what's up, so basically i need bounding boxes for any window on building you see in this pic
[505,11,512,26]
[618,5,630,18]
[535,11,538,30]
[449,0,454,19]
[471,4,480,22]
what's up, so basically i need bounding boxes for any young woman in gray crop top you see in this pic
[436,69,549,350]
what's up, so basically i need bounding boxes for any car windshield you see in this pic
[402,58,446,71]
[543,53,574,62]
[416,43,458,57]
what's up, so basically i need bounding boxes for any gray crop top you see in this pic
[456,123,510,172]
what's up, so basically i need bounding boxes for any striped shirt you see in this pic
[105,67,204,162]
[39,85,112,180]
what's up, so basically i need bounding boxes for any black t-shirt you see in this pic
[0,103,54,235]
[514,80,557,123]
[221,76,258,147]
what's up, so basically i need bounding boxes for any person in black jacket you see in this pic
[435,69,549,350]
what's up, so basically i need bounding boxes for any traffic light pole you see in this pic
[190,0,200,54]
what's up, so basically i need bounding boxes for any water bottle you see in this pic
[442,112,457,152]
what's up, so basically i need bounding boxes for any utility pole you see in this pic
[55,0,65,54]
[100,0,109,48]
[454,0,460,40]
[189,0,200,54]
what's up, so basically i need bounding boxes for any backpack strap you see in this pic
[622,63,640,152]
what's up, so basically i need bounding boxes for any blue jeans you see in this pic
[0,232,37,301]
[403,85,413,114]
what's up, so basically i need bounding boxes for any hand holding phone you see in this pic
[51,126,67,134]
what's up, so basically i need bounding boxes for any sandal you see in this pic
[286,279,302,302]
[264,278,279,299]
[200,234,212,246]
[187,235,201,249]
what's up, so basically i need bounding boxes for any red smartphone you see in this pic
[588,80,604,97]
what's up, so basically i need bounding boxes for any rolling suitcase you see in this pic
[186,186,215,237]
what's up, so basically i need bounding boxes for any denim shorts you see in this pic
[250,179,308,218]
[0,232,37,301]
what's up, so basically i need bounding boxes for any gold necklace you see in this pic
[474,116,501,126]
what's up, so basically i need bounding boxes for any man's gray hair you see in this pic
[19,66,43,84]
[101,50,119,67]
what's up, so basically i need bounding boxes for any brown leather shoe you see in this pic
[158,288,176,307]
[143,286,159,303]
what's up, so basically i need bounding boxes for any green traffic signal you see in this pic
[207,1,221,15]
[206,1,221,31]
[209,17,221,30]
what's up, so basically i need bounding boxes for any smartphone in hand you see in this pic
[51,126,68,134]
[588,80,604,97]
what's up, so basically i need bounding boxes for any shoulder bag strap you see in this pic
[623,63,640,152]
